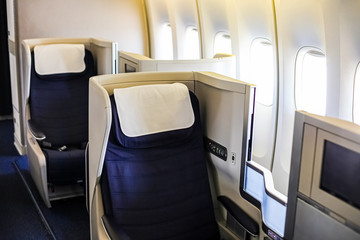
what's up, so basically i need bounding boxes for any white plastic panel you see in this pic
[9,53,18,111]
[196,82,246,204]
[9,52,24,154]
[294,199,360,240]
[118,51,237,78]
[228,0,277,79]
[244,161,287,237]
[146,0,200,60]
[17,0,147,55]
[12,108,22,153]
[298,124,317,197]
[6,0,15,42]
[273,0,328,195]
[197,0,232,58]
[155,59,236,78]
[166,0,200,60]
[226,0,278,174]
[145,0,172,59]
[339,0,360,121]
[353,62,360,125]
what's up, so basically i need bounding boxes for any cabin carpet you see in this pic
[14,157,90,240]
[0,120,52,239]
[0,119,90,240]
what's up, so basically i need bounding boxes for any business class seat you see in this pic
[88,71,259,240]
[103,83,219,239]
[23,38,117,208]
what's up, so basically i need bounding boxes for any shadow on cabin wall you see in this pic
[0,0,12,117]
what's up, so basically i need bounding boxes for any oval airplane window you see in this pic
[250,38,275,106]
[353,62,360,125]
[184,26,201,59]
[213,32,232,55]
[158,23,174,60]
[295,48,327,116]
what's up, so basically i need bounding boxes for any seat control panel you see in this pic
[204,137,227,161]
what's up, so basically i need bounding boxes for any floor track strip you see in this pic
[12,159,57,240]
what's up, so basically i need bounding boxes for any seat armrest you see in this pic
[218,195,259,236]
[28,120,46,141]
[102,215,131,240]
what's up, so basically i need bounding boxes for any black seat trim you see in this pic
[218,195,259,236]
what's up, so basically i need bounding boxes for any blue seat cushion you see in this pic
[101,92,219,240]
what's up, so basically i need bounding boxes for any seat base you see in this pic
[48,183,84,202]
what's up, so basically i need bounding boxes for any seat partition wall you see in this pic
[118,50,237,78]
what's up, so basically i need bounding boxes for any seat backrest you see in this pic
[29,44,96,147]
[101,83,219,240]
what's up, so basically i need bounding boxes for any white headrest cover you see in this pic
[34,44,86,75]
[114,83,195,137]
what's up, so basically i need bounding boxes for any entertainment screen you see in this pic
[321,140,360,210]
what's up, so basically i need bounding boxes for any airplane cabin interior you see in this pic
[0,0,359,240]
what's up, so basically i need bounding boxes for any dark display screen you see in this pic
[321,140,360,210]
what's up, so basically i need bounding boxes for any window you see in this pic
[213,32,232,55]
[184,27,200,59]
[158,23,173,60]
[249,39,277,171]
[295,48,327,116]
[353,62,360,124]
[250,39,275,106]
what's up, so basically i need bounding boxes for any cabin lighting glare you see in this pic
[214,32,232,55]
[295,50,327,116]
[250,39,274,106]
[159,23,174,60]
[184,27,200,59]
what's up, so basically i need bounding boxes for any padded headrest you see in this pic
[34,44,86,75]
[113,83,195,138]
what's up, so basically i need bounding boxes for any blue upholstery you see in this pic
[29,49,95,184]
[42,148,85,184]
[100,92,220,240]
